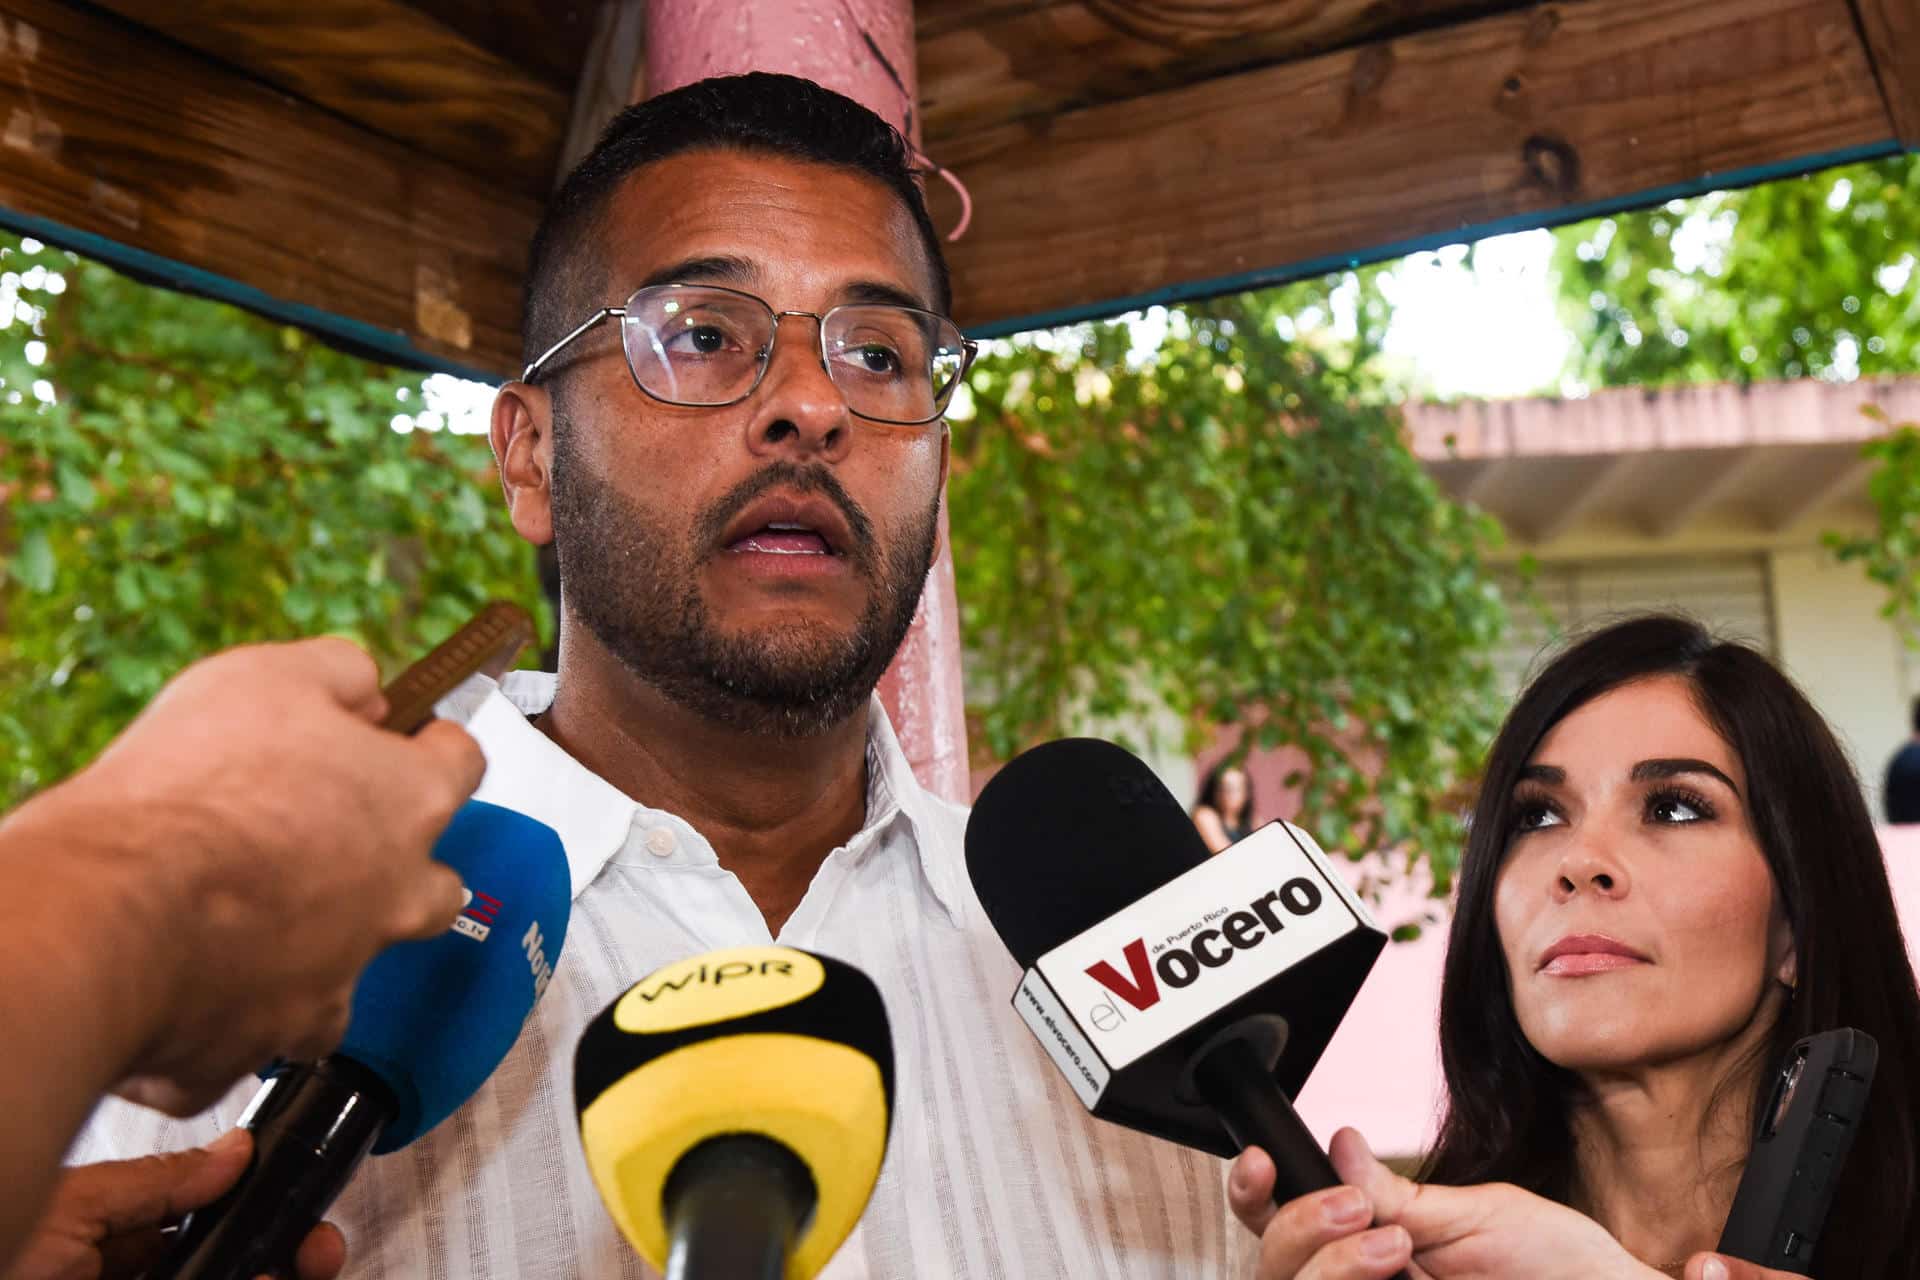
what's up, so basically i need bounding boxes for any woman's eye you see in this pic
[1648,792,1711,824]
[1512,803,1564,833]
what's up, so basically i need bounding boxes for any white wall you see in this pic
[1769,546,1915,818]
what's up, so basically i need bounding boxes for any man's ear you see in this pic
[490,382,555,547]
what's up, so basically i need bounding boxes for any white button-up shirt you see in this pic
[76,672,1258,1277]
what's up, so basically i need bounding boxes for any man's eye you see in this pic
[853,344,901,375]
[675,325,728,354]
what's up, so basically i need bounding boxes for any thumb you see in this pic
[1330,1127,1495,1246]
[70,1130,253,1236]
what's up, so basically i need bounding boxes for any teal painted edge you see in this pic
[0,205,503,383]
[965,139,1908,340]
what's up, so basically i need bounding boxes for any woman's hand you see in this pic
[1230,1128,1660,1280]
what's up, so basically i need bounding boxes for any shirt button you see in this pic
[644,827,677,858]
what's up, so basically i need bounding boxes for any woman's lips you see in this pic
[1537,933,1650,977]
[1541,952,1647,977]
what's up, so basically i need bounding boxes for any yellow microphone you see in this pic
[574,945,894,1280]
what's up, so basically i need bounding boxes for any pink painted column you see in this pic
[646,0,972,803]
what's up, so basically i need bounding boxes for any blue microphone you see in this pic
[154,800,571,1279]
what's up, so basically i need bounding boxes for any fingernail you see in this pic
[1323,1187,1368,1228]
[1361,1226,1407,1263]
[1701,1259,1728,1280]
[207,1129,247,1155]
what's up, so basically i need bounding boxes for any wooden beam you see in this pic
[0,0,536,376]
[405,0,600,93]
[90,0,571,197]
[917,0,1519,143]
[931,0,1898,335]
[1850,0,1920,145]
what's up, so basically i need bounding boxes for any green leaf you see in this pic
[12,529,55,593]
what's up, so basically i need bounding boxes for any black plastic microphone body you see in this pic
[663,1134,819,1280]
[157,1058,395,1280]
[1190,1036,1340,1203]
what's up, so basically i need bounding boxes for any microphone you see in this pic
[154,799,571,1280]
[574,945,894,1280]
[965,739,1392,1209]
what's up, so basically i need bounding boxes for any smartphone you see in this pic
[1716,1027,1878,1272]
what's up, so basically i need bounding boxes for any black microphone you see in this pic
[966,738,1401,1242]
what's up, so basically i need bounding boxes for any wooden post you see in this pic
[642,0,972,803]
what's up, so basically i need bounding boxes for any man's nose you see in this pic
[745,315,850,461]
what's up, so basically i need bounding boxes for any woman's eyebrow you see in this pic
[1517,764,1565,785]
[1630,757,1742,797]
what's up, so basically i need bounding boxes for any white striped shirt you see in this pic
[76,671,1257,1277]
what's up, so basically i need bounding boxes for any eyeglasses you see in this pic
[521,283,977,426]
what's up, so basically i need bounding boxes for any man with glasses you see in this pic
[70,73,1255,1277]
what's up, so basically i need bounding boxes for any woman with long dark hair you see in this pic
[1195,762,1257,852]
[1229,615,1920,1279]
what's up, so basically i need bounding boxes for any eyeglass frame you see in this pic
[519,282,978,427]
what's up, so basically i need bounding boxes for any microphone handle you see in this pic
[1191,1036,1413,1280]
[152,1056,396,1280]
[663,1134,818,1280]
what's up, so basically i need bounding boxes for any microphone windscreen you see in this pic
[342,799,570,1151]
[575,945,893,1279]
[967,738,1209,967]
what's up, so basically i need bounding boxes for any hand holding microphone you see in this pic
[574,945,894,1280]
[146,798,572,1280]
[966,738,1407,1278]
[9,635,485,1118]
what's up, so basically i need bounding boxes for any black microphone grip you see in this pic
[662,1135,818,1280]
[1192,1038,1413,1280]
[151,1057,396,1280]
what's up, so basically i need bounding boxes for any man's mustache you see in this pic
[693,463,878,572]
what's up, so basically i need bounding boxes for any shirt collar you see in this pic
[438,671,967,926]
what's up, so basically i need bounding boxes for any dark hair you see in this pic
[523,72,952,372]
[1423,614,1920,1278]
[1911,693,1920,736]
[1194,762,1256,825]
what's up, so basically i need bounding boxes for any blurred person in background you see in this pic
[1195,761,1257,852]
[1882,695,1920,824]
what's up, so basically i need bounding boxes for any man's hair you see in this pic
[522,72,952,372]
[1912,693,1920,736]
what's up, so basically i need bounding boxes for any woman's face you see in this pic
[1493,675,1794,1075]
[1218,769,1249,818]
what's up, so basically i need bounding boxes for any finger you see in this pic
[110,1073,230,1119]
[69,1130,252,1236]
[1328,1129,1419,1223]
[388,863,468,942]
[1282,1225,1412,1280]
[1685,1254,1799,1280]
[289,636,384,718]
[292,1220,348,1280]
[408,718,487,799]
[1230,1146,1279,1235]
[1252,1181,1380,1279]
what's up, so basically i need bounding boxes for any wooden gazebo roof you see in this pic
[1,0,1912,379]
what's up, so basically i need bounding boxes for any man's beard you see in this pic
[548,425,938,738]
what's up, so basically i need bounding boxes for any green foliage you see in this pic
[949,291,1511,892]
[0,235,543,805]
[1829,411,1920,644]
[1551,153,1920,387]
[1550,153,1920,649]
